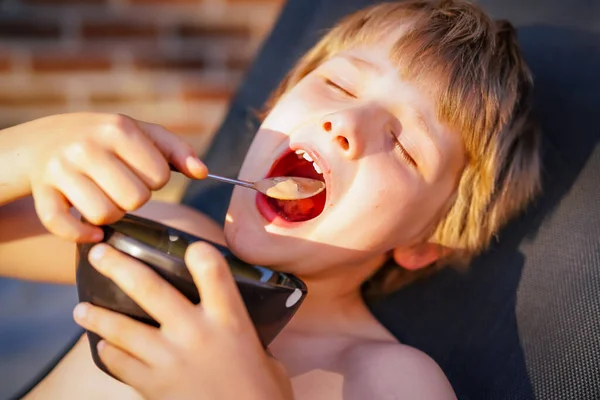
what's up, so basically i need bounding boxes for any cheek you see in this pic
[323,172,417,251]
[351,166,440,247]
[238,127,286,181]
[371,184,421,240]
[263,90,316,132]
[224,210,265,263]
[268,81,333,126]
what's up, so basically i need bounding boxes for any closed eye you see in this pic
[391,132,417,168]
[325,78,357,98]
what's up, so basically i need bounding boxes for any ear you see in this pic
[392,243,451,271]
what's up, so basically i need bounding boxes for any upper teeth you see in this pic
[302,153,313,162]
[294,149,322,174]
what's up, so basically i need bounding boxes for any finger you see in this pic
[137,121,207,179]
[32,184,103,242]
[65,146,150,212]
[73,302,173,367]
[269,358,294,398]
[270,358,290,378]
[88,244,197,327]
[185,242,249,324]
[97,340,153,388]
[94,116,172,190]
[48,159,124,225]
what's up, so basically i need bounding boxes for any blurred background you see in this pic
[0,0,284,202]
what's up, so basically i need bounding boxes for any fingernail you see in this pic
[91,230,104,242]
[185,156,207,177]
[97,340,106,352]
[73,303,88,320]
[89,244,107,261]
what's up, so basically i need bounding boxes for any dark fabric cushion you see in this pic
[368,20,600,399]
[182,0,600,399]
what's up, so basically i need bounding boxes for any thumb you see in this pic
[184,242,249,321]
[136,121,207,179]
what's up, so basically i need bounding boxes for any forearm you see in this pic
[0,125,33,205]
[0,197,76,283]
[0,196,225,284]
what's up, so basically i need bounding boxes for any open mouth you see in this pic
[258,148,327,223]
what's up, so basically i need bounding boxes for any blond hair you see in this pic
[262,0,541,291]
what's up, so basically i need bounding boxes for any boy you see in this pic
[0,0,540,398]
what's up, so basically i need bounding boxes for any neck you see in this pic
[283,254,387,336]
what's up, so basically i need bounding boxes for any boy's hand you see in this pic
[20,113,207,242]
[73,242,294,400]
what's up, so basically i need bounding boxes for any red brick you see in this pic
[0,55,11,72]
[226,55,251,71]
[0,121,36,131]
[176,24,250,39]
[226,0,284,3]
[81,21,158,39]
[0,20,60,40]
[0,92,67,107]
[23,0,107,5]
[133,57,205,71]
[90,93,159,105]
[181,86,234,102]
[128,0,200,3]
[32,54,111,72]
[163,124,208,136]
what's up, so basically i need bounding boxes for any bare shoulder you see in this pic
[134,200,225,245]
[342,341,456,400]
[24,335,142,400]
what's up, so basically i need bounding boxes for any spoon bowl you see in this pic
[254,176,326,200]
[169,164,325,200]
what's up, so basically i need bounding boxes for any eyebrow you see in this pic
[412,109,443,159]
[342,54,383,74]
[414,110,432,141]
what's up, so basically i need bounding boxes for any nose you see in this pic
[320,107,372,160]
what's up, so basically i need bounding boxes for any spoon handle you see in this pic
[205,174,254,189]
[168,163,255,190]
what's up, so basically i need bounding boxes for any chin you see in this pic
[223,213,305,270]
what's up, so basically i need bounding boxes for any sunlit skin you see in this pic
[226,42,465,286]
[1,27,465,400]
[67,40,461,400]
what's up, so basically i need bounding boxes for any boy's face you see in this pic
[225,42,465,274]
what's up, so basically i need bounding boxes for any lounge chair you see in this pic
[3,0,599,398]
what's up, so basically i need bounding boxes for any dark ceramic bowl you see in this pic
[76,213,307,377]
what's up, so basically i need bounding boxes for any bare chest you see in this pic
[291,369,347,400]
[30,331,393,400]
[270,335,364,400]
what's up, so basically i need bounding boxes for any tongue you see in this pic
[271,197,317,221]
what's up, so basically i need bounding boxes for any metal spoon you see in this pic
[169,165,325,200]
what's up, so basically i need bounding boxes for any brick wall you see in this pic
[0,0,284,201]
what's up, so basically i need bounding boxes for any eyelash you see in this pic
[391,132,417,168]
[325,78,356,98]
